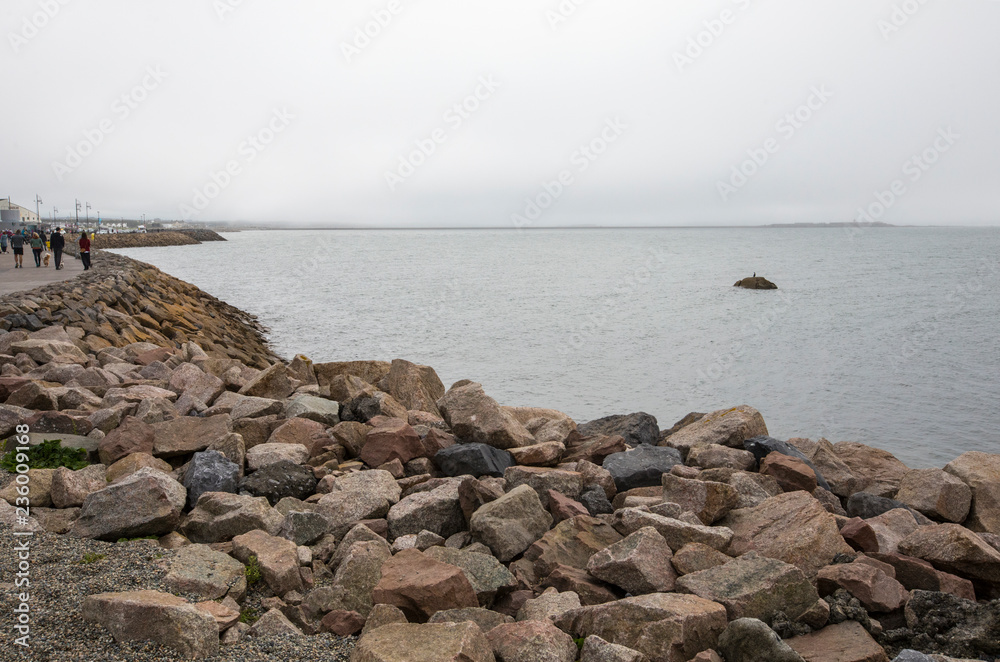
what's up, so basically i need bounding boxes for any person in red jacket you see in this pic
[79,232,91,270]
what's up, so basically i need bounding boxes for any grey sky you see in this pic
[3,0,998,226]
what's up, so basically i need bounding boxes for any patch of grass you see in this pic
[574,637,586,650]
[1,439,89,472]
[245,555,262,586]
[239,608,259,625]
[78,553,106,565]
[116,535,158,543]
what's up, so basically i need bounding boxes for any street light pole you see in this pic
[75,199,81,224]
[35,195,42,224]
[86,202,91,223]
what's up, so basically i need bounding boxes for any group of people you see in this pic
[1,228,92,271]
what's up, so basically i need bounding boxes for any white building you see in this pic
[0,198,41,225]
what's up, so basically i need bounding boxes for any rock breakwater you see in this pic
[1,259,999,662]
[0,251,277,369]
[87,229,226,250]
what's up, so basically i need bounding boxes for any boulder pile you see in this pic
[2,256,999,662]
[83,229,227,251]
[0,250,277,369]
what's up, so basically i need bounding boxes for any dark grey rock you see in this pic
[434,442,515,478]
[825,589,876,636]
[846,492,930,524]
[717,617,805,662]
[579,484,614,516]
[577,412,660,447]
[602,445,683,492]
[743,436,832,492]
[183,450,239,509]
[879,590,1000,660]
[339,396,380,423]
[239,459,318,506]
[278,510,330,546]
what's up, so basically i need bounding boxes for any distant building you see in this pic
[0,198,40,226]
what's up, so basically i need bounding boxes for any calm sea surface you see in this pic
[112,227,1000,468]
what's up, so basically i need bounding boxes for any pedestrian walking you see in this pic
[9,232,24,267]
[0,232,7,253]
[79,232,92,270]
[38,228,47,250]
[29,232,44,267]
[51,227,66,270]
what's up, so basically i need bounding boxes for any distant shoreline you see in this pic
[229,223,915,231]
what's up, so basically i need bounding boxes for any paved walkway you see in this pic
[0,248,85,296]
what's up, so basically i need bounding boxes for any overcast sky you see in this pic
[2,0,998,227]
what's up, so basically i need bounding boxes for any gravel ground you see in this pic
[0,525,357,661]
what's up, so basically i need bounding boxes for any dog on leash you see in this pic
[43,253,50,267]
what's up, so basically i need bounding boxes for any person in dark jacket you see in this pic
[50,228,66,270]
[79,232,92,270]
[10,232,24,268]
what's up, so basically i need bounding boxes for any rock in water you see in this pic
[734,276,778,290]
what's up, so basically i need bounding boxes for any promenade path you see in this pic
[0,248,84,296]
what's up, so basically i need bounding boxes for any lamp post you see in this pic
[52,207,57,223]
[35,195,42,225]
[75,199,81,224]
[86,202,91,223]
